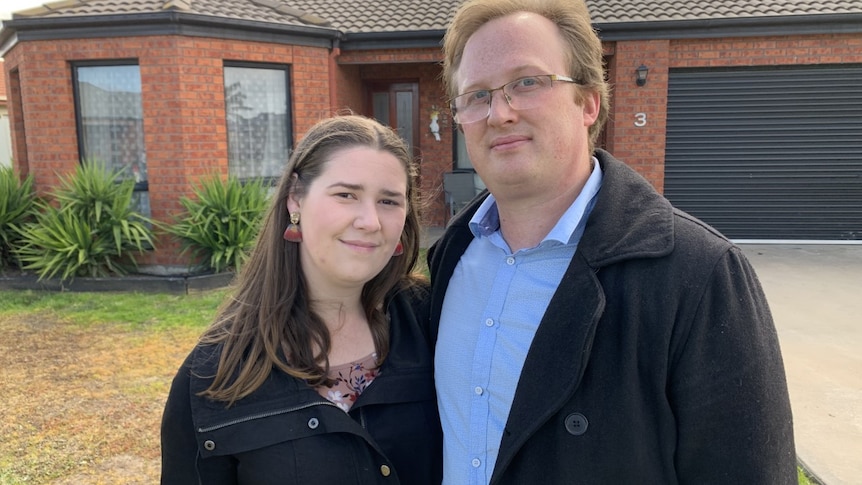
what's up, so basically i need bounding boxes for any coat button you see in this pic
[307,417,319,429]
[203,440,216,451]
[564,412,588,436]
[380,464,391,476]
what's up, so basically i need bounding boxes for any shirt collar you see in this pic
[469,157,604,246]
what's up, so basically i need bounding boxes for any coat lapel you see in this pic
[490,252,605,483]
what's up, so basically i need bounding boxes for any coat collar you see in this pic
[435,149,674,269]
[578,149,675,267]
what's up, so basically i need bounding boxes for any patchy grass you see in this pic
[0,289,226,330]
[0,290,223,484]
[0,287,816,483]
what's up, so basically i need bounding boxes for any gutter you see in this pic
[339,30,446,50]
[595,13,862,41]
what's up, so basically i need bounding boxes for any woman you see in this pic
[161,115,442,484]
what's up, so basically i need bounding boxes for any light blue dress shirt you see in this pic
[435,160,603,485]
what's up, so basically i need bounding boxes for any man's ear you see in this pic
[582,90,601,127]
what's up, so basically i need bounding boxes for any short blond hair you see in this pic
[443,0,610,151]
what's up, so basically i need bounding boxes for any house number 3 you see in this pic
[634,113,647,127]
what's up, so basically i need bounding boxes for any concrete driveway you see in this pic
[741,244,862,485]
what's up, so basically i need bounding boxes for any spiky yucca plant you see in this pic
[15,162,155,280]
[0,167,37,270]
[163,176,270,273]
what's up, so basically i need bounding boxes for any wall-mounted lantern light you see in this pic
[635,64,649,87]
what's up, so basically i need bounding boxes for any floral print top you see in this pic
[317,352,379,412]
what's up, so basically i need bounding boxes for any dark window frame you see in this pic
[71,59,148,191]
[71,59,151,220]
[223,60,293,186]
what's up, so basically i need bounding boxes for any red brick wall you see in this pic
[332,62,363,114]
[338,47,440,64]
[669,34,862,67]
[605,39,670,192]
[3,36,331,266]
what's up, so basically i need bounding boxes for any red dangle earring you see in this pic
[283,212,302,242]
[393,241,404,256]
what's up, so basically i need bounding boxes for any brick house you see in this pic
[1,0,860,269]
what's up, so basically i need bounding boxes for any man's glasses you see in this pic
[450,74,582,125]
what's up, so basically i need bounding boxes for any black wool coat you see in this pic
[161,285,442,485]
[427,150,796,484]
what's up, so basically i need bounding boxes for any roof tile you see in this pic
[587,0,862,23]
[8,0,862,31]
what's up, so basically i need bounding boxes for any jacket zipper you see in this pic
[197,400,339,433]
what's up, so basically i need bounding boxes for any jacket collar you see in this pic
[577,149,675,267]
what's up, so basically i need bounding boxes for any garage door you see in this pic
[664,64,862,241]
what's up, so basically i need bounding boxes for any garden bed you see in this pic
[0,271,234,294]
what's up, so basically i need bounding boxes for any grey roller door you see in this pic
[664,64,862,241]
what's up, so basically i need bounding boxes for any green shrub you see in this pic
[0,167,37,270]
[162,176,270,274]
[15,162,155,280]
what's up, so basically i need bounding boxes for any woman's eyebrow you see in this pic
[326,182,362,191]
[327,182,405,199]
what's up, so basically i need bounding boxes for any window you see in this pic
[454,128,472,171]
[72,62,149,216]
[453,129,486,191]
[224,63,292,182]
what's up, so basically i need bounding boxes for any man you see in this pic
[428,0,797,483]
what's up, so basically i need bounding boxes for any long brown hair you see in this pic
[199,115,423,406]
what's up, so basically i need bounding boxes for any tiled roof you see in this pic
[11,0,328,27]
[288,0,460,32]
[587,0,862,24]
[9,0,862,32]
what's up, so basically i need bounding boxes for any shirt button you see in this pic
[380,464,391,477]
[203,440,215,451]
[506,256,515,265]
[485,318,494,327]
[474,386,483,395]
[472,458,481,467]
[307,417,319,429]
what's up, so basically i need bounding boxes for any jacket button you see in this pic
[203,440,216,451]
[307,417,319,429]
[564,412,588,436]
[380,464,391,477]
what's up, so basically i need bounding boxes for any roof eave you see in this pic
[339,30,446,50]
[596,13,862,41]
[0,11,340,57]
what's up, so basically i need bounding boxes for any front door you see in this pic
[367,82,419,156]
